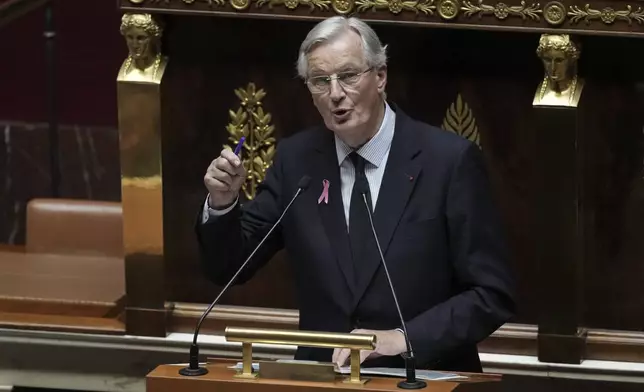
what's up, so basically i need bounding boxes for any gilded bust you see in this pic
[118,13,167,83]
[533,34,584,107]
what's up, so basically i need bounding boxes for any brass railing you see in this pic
[225,326,377,384]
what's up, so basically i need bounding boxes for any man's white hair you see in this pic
[296,16,388,79]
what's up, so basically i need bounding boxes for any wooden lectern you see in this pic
[147,359,501,392]
[146,327,501,392]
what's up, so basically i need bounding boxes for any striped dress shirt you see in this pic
[335,102,396,228]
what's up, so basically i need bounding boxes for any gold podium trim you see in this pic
[224,326,377,384]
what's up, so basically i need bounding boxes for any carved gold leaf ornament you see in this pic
[355,0,436,14]
[256,0,331,9]
[543,1,565,25]
[231,0,250,10]
[332,0,355,13]
[568,4,644,25]
[461,0,541,20]
[224,83,276,200]
[441,94,481,147]
[437,0,460,19]
[146,0,226,5]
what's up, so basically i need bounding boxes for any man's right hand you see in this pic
[204,148,246,208]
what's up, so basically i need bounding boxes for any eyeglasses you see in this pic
[305,68,373,94]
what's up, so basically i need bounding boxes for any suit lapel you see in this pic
[353,110,422,305]
[313,131,356,298]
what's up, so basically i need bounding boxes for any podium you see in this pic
[146,327,501,392]
[147,359,501,392]
[147,359,500,392]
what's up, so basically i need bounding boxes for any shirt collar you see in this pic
[334,101,395,168]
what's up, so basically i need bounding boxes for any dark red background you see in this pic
[0,0,124,126]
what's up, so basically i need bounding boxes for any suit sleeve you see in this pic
[405,142,516,367]
[194,145,286,286]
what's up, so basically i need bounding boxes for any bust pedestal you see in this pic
[532,86,586,364]
[117,55,170,337]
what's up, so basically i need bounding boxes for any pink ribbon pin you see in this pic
[318,179,330,204]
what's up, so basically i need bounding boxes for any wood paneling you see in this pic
[168,302,644,362]
[154,17,644,356]
[160,17,545,323]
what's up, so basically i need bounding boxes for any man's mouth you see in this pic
[332,108,351,117]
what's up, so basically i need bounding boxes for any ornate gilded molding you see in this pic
[568,4,644,25]
[332,0,355,13]
[146,0,227,6]
[224,83,276,200]
[442,94,481,147]
[461,0,541,20]
[256,0,330,10]
[355,0,436,14]
[125,0,644,34]
[231,0,249,9]
[205,0,227,6]
[438,0,460,19]
[543,1,565,25]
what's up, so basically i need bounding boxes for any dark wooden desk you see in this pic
[0,251,125,333]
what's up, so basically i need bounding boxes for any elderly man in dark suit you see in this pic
[196,15,515,373]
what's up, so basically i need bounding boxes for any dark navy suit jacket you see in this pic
[196,105,515,372]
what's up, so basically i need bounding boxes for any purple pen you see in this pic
[234,136,246,155]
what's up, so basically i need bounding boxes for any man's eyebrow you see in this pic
[307,67,330,76]
[308,62,363,76]
[337,64,362,72]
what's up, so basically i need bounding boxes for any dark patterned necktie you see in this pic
[349,152,374,284]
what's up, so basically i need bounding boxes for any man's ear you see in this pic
[376,66,387,94]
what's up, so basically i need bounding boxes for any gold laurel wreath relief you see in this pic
[441,94,481,147]
[224,83,276,200]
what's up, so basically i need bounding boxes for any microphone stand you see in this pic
[361,192,427,389]
[179,176,311,376]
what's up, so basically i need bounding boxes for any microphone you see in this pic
[356,180,427,390]
[179,175,312,376]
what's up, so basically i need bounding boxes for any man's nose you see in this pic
[328,79,345,102]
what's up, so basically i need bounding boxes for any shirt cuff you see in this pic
[201,195,238,224]
[395,328,408,357]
